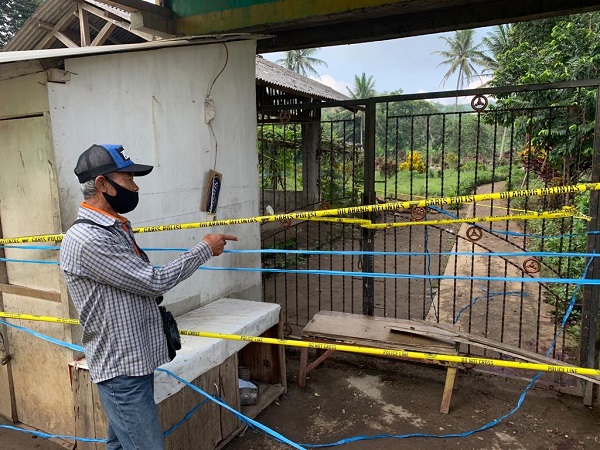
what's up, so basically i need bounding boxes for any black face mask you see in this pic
[103,176,139,214]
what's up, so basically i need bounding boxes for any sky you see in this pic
[261,27,494,103]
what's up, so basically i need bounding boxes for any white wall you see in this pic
[50,40,262,313]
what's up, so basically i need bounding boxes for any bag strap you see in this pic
[73,218,145,258]
[72,218,115,232]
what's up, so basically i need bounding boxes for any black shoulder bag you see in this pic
[156,298,181,361]
[73,219,181,360]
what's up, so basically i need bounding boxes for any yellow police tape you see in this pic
[1,311,599,378]
[363,207,587,229]
[1,183,598,245]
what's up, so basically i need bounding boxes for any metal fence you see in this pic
[258,80,600,386]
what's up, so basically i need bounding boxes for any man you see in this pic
[59,144,237,450]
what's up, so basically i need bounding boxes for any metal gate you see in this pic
[258,80,600,384]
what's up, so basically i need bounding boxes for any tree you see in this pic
[434,29,487,91]
[276,48,328,77]
[481,24,512,74]
[490,12,600,182]
[0,0,44,48]
[346,73,376,99]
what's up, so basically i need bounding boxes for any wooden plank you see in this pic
[303,311,457,353]
[91,22,117,46]
[78,4,91,46]
[72,368,104,450]
[0,283,61,302]
[239,323,286,385]
[391,319,600,386]
[218,355,240,443]
[0,218,17,421]
[440,366,458,414]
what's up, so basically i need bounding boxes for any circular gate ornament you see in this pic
[523,257,541,274]
[466,226,483,242]
[411,207,427,221]
[471,95,488,112]
[283,324,292,337]
[320,201,330,210]
[280,218,292,228]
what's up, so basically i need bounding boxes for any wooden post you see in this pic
[581,84,600,407]
[362,101,376,316]
[301,112,321,209]
[0,215,18,421]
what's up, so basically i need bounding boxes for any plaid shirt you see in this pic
[60,203,213,382]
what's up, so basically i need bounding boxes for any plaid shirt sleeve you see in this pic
[79,232,213,297]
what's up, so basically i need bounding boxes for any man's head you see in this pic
[75,144,153,214]
[75,144,153,183]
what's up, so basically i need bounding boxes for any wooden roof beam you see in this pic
[80,3,157,41]
[90,22,119,46]
[54,30,79,48]
[77,3,91,46]
[37,7,78,49]
[130,10,175,38]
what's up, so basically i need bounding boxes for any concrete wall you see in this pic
[50,40,262,315]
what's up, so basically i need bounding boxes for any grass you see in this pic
[375,164,513,199]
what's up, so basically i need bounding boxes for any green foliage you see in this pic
[0,0,44,48]
[258,125,301,190]
[347,73,377,99]
[489,12,600,183]
[259,122,362,208]
[375,156,399,178]
[434,29,487,110]
[506,170,590,331]
[275,48,328,77]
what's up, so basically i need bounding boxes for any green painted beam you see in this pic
[164,0,600,52]
[166,0,403,35]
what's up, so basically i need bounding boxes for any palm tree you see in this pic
[481,24,512,74]
[481,25,512,159]
[434,29,487,91]
[346,73,376,99]
[276,48,328,77]
[345,73,377,145]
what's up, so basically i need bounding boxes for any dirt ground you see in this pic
[225,350,600,450]
[2,350,599,450]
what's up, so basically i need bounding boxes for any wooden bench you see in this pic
[70,298,286,450]
[298,311,460,414]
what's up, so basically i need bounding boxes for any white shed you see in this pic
[0,36,285,448]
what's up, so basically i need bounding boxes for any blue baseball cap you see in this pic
[75,144,153,183]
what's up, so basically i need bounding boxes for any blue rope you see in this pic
[454,288,526,323]
[4,244,598,259]
[2,256,597,285]
[156,368,305,449]
[0,319,304,449]
[423,224,438,320]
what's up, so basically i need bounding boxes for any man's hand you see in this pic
[202,234,238,256]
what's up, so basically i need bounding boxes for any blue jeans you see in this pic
[96,374,165,450]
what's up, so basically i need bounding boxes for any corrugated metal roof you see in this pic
[256,56,349,102]
[3,0,158,51]
[3,0,78,51]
